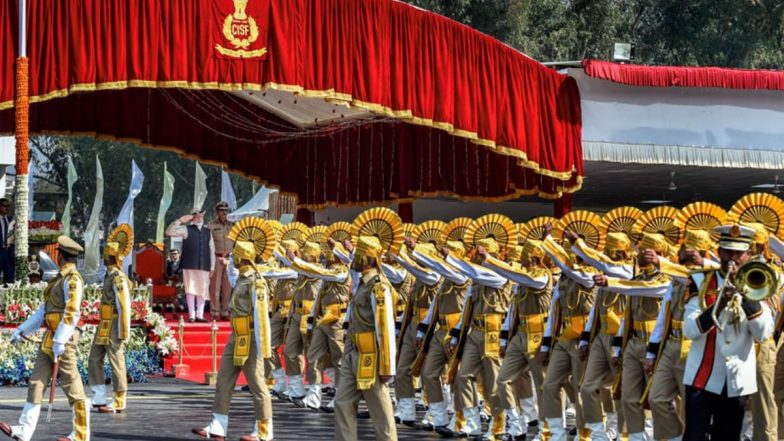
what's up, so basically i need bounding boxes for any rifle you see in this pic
[445,299,474,385]
[410,301,439,377]
[395,285,419,366]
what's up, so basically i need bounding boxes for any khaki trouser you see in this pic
[541,339,586,428]
[773,339,784,439]
[621,337,650,434]
[88,334,128,396]
[421,329,450,403]
[580,333,618,424]
[649,339,685,439]
[497,332,545,411]
[28,329,87,406]
[455,329,503,414]
[394,321,419,400]
[751,338,777,441]
[213,333,272,421]
[307,322,344,386]
[264,311,286,378]
[210,257,232,318]
[334,347,397,441]
[283,314,307,377]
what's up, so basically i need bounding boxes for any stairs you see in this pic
[163,316,248,385]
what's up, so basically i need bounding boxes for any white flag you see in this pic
[221,170,237,211]
[118,160,144,274]
[83,156,104,278]
[193,162,208,212]
[228,186,276,222]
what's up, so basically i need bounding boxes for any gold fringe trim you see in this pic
[0,79,582,181]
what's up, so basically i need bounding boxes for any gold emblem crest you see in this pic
[215,0,267,58]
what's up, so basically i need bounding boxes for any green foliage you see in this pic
[31,136,256,244]
[403,0,784,67]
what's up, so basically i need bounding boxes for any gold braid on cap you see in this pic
[305,225,328,244]
[305,225,329,252]
[519,216,557,242]
[555,210,603,250]
[228,217,279,261]
[325,221,353,245]
[633,206,681,245]
[464,214,517,250]
[728,193,784,237]
[266,220,283,233]
[279,222,309,246]
[440,217,472,246]
[351,207,404,255]
[402,223,417,239]
[675,201,727,242]
[600,206,642,241]
[107,224,134,258]
[415,220,447,246]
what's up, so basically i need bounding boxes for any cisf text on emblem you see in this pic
[214,0,268,59]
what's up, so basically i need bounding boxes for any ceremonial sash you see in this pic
[600,310,621,336]
[518,313,546,355]
[559,314,588,340]
[231,315,253,366]
[253,279,272,359]
[353,331,378,390]
[96,304,116,346]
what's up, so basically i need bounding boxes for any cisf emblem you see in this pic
[213,0,269,59]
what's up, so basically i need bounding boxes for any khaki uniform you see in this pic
[299,261,352,393]
[18,263,90,441]
[580,289,624,426]
[283,275,321,380]
[615,271,669,436]
[751,322,778,441]
[88,266,131,410]
[647,277,690,439]
[396,279,442,404]
[206,266,273,440]
[540,272,596,431]
[209,220,233,318]
[493,263,552,413]
[454,279,513,418]
[421,278,470,404]
[334,270,398,441]
[265,276,296,378]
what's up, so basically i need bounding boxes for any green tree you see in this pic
[31,136,255,244]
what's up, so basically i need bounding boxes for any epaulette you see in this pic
[372,281,389,303]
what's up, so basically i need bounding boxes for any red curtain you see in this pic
[583,59,784,91]
[0,0,584,207]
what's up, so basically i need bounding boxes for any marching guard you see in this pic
[1,236,90,441]
[88,224,134,414]
[192,217,277,441]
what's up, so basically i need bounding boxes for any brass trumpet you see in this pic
[712,260,777,332]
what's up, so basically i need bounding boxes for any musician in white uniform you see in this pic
[682,224,775,439]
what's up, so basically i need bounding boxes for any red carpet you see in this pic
[163,314,248,385]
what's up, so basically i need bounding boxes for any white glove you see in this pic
[10,329,23,344]
[416,330,425,340]
[53,341,65,357]
[307,323,313,332]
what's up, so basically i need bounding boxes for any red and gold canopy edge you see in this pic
[0,0,583,207]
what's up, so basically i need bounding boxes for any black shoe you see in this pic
[291,397,307,408]
[569,428,577,437]
[357,411,371,419]
[322,387,337,397]
[319,405,334,414]
[241,385,250,391]
[415,403,428,412]
[495,434,512,441]
[188,318,196,323]
[435,426,457,438]
[413,422,435,431]
[196,318,208,323]
[480,414,489,424]
[394,417,416,427]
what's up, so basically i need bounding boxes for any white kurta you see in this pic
[166,220,215,298]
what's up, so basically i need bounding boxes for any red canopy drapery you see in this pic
[0,0,583,209]
[583,59,784,91]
